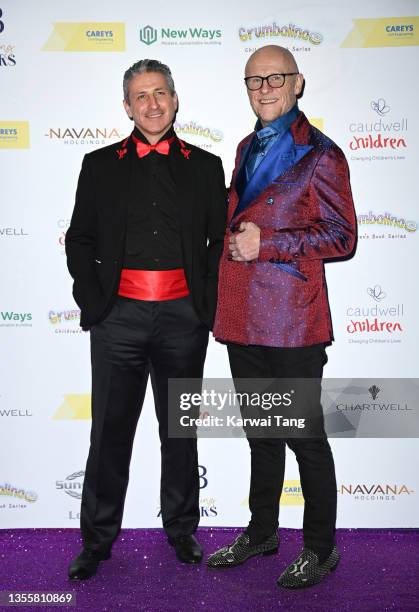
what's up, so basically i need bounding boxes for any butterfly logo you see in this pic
[370,99,390,117]
[367,285,386,302]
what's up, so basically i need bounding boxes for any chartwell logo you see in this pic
[0,311,32,328]
[139,24,222,46]
[238,21,323,46]
[42,23,125,52]
[345,286,404,344]
[56,471,84,500]
[0,393,32,417]
[338,483,414,501]
[0,483,38,504]
[357,211,417,240]
[0,227,28,237]
[45,127,122,146]
[0,121,30,149]
[0,43,16,66]
[348,100,407,162]
[368,384,380,400]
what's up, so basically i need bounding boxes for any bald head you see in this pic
[244,45,304,127]
[245,45,299,76]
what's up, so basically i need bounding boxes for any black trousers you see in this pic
[227,342,337,552]
[80,295,209,554]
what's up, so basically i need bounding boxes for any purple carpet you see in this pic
[0,528,418,611]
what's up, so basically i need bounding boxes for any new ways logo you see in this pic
[42,22,125,52]
[139,24,222,46]
[0,311,32,328]
[53,394,91,419]
[0,121,29,149]
[342,16,419,48]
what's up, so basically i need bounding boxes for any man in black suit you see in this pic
[66,59,226,580]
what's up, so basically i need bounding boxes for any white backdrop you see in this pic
[1,0,418,529]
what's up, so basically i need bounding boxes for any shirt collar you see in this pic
[254,104,299,141]
[132,125,176,144]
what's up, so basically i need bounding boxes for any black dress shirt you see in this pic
[123,126,183,270]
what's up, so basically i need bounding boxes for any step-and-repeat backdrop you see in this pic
[1,0,418,529]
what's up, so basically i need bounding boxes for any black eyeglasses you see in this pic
[244,73,299,91]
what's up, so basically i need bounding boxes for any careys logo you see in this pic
[341,17,419,47]
[42,22,125,52]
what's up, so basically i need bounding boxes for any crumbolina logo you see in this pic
[0,483,38,504]
[357,211,417,240]
[49,309,82,334]
[174,119,223,150]
[238,21,323,45]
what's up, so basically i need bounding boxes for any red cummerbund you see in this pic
[118,268,189,301]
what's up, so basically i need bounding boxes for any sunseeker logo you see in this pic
[346,287,404,344]
[349,100,407,162]
[139,24,222,46]
[56,471,84,500]
[238,21,323,45]
[45,127,122,146]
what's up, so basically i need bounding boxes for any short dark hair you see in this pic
[123,59,175,101]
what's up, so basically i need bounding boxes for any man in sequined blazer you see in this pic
[207,45,356,589]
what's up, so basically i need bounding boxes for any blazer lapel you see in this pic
[232,125,313,220]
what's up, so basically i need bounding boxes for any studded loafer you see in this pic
[206,532,279,568]
[277,546,340,588]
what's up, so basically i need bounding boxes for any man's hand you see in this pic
[229,221,261,261]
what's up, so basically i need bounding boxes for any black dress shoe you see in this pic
[206,532,279,568]
[68,548,110,581]
[277,546,340,588]
[169,534,203,564]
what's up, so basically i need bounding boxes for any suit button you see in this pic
[266,197,274,205]
[153,230,158,236]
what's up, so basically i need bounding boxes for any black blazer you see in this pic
[65,134,227,330]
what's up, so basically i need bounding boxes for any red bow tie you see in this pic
[132,134,176,158]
